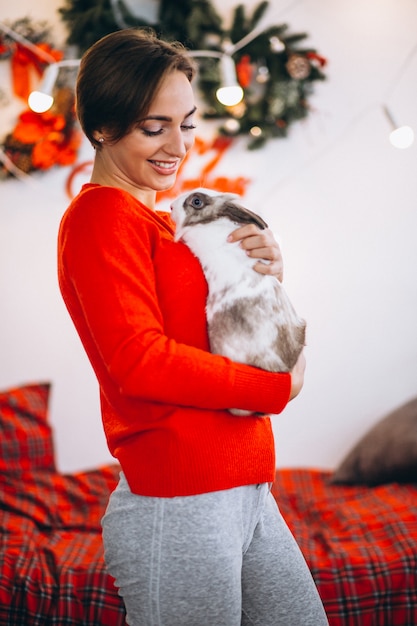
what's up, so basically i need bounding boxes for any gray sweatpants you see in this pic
[102,473,328,626]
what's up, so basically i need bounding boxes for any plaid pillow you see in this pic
[0,464,120,528]
[0,382,56,473]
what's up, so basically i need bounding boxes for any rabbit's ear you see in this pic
[219,201,268,230]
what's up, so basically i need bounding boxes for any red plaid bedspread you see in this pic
[0,463,126,626]
[272,469,417,626]
[1,465,416,625]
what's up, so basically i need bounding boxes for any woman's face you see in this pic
[97,70,196,202]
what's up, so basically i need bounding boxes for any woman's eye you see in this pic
[141,128,164,137]
[140,123,196,137]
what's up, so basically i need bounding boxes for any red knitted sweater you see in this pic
[58,184,291,496]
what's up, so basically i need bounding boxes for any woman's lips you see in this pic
[149,160,179,175]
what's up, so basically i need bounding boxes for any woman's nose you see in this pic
[165,128,190,158]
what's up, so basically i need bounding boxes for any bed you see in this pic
[1,382,416,625]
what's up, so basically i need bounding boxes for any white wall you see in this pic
[1,0,416,473]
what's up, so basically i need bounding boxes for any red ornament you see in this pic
[306,51,327,67]
[236,55,253,88]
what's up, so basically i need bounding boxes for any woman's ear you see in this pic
[92,130,105,148]
[92,130,102,142]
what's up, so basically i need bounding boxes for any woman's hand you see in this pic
[289,350,306,401]
[228,224,284,282]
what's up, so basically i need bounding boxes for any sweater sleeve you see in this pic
[58,187,291,415]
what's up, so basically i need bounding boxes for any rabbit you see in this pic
[170,188,306,415]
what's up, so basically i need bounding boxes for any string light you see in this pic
[215,55,244,106]
[4,13,415,149]
[381,41,417,150]
[27,59,80,113]
[382,105,415,149]
[27,64,59,112]
[26,50,244,112]
[23,12,273,114]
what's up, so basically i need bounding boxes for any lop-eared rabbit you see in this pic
[171,188,306,415]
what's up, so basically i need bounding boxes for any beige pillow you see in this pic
[331,396,417,485]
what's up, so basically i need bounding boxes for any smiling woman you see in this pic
[57,27,327,626]
[74,29,196,207]
[89,71,197,203]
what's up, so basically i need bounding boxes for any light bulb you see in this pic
[28,63,59,113]
[215,54,244,106]
[269,36,285,53]
[389,125,414,149]
[250,126,262,137]
[28,91,54,113]
[382,106,414,150]
[216,85,244,106]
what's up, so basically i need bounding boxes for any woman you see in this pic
[58,28,328,626]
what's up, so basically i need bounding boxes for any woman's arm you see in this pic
[58,188,292,416]
[228,223,306,402]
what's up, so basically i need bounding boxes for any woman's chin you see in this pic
[155,177,177,192]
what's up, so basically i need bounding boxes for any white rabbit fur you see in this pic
[170,188,306,415]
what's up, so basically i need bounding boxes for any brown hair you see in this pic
[76,28,196,148]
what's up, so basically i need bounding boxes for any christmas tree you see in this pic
[59,0,326,147]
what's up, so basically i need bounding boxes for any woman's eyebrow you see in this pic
[140,106,197,122]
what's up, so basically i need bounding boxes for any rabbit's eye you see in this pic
[190,195,204,209]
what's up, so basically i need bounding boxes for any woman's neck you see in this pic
[90,160,156,210]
